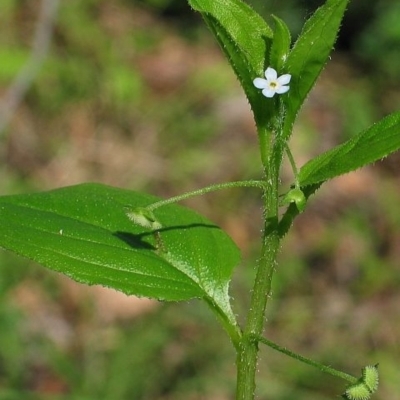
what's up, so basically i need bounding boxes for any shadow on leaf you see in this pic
[114,222,220,251]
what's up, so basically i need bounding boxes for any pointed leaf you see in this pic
[269,15,291,72]
[298,112,400,186]
[189,0,271,76]
[0,184,240,311]
[188,0,273,126]
[283,0,349,139]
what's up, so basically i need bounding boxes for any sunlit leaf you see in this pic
[188,0,273,126]
[283,0,349,139]
[0,184,240,314]
[298,112,400,186]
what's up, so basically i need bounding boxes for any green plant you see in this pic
[1,0,400,399]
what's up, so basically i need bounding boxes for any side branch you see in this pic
[146,180,267,211]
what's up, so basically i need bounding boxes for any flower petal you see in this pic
[277,74,291,85]
[262,88,276,98]
[253,78,268,89]
[265,67,277,81]
[276,85,290,94]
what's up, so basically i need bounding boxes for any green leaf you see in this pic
[189,0,271,76]
[269,15,291,72]
[298,112,400,187]
[188,0,273,126]
[0,184,240,313]
[283,0,349,139]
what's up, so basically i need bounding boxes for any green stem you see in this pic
[285,144,299,187]
[257,126,271,169]
[204,297,242,351]
[256,335,357,384]
[236,231,280,399]
[146,180,266,211]
[236,132,283,400]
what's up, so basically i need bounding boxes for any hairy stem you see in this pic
[257,335,357,384]
[204,297,243,351]
[285,144,299,187]
[236,132,283,400]
[146,180,266,211]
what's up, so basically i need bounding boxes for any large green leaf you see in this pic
[188,0,273,126]
[0,184,240,312]
[298,112,400,186]
[283,0,349,139]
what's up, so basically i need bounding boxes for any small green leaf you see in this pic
[283,0,349,139]
[0,184,240,317]
[269,15,291,72]
[298,111,400,187]
[188,0,273,126]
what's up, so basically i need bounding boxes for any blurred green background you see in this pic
[0,0,399,399]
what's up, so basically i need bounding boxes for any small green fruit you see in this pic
[362,365,379,393]
[343,382,371,400]
[126,207,162,230]
[282,187,306,212]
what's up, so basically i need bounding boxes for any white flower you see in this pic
[253,67,291,98]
